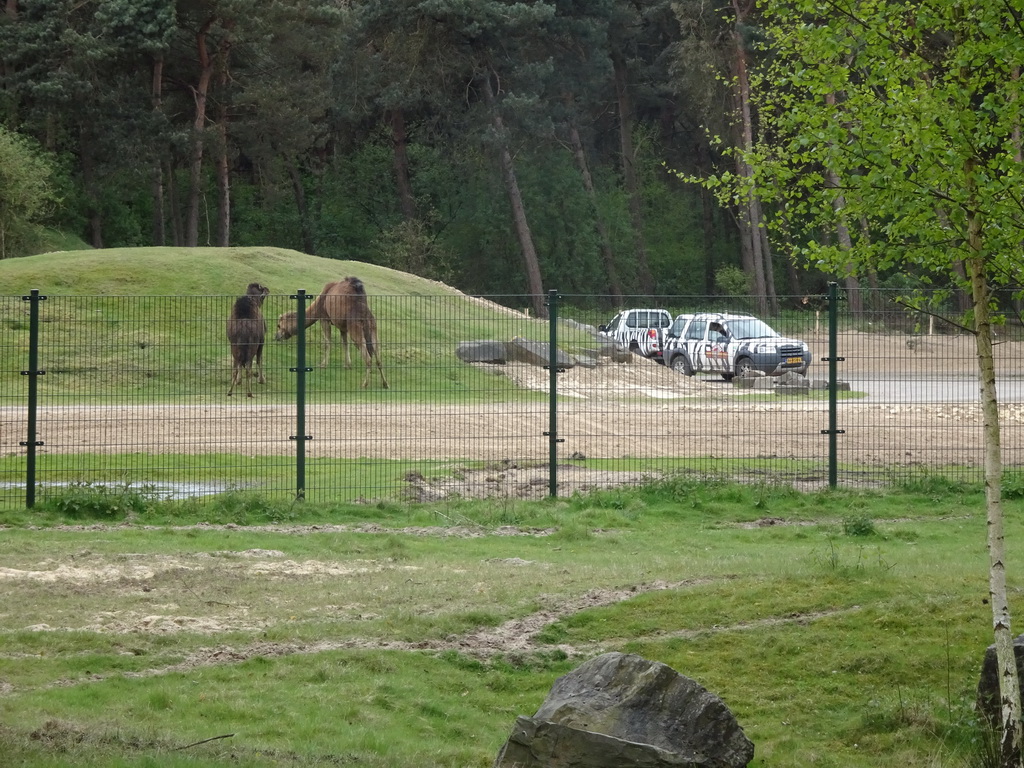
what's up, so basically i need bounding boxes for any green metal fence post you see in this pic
[824,281,845,488]
[544,289,563,497]
[20,289,45,508]
[290,289,313,500]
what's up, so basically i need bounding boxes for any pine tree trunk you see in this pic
[287,160,315,255]
[611,48,654,296]
[214,34,232,248]
[150,56,166,246]
[824,97,862,318]
[214,25,234,247]
[697,143,718,295]
[567,112,621,302]
[166,160,182,247]
[389,109,418,222]
[81,140,104,248]
[756,200,778,313]
[732,0,768,314]
[482,76,545,317]
[186,19,215,247]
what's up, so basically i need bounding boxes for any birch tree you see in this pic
[734,0,1024,762]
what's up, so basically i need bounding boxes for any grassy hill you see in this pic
[0,246,462,297]
[0,247,578,404]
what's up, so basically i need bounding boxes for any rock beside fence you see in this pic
[493,652,754,768]
[455,339,577,368]
[456,340,508,364]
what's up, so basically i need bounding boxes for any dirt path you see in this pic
[1,329,1020,499]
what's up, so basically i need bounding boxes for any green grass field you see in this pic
[0,247,598,405]
[0,477,1017,767]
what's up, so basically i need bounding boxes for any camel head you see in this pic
[245,283,270,307]
[275,311,298,341]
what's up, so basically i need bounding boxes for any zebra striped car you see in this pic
[663,312,811,379]
[598,308,673,360]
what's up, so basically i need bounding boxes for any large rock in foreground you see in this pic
[493,652,754,768]
[977,634,1024,727]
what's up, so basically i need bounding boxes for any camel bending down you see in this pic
[227,282,270,397]
[275,277,389,389]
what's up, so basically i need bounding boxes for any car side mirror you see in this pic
[598,324,607,333]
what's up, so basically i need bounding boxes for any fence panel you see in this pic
[834,290,1023,484]
[292,291,551,502]
[564,295,831,489]
[1,287,1021,509]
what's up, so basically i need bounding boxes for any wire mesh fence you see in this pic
[0,286,1020,509]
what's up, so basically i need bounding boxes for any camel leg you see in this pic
[255,344,266,384]
[356,341,372,388]
[374,348,389,389]
[364,324,388,389]
[341,330,352,368]
[319,320,332,368]
[228,364,239,397]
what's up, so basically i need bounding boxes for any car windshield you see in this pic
[668,316,690,336]
[727,318,779,340]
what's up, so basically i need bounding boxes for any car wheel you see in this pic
[670,355,693,376]
[735,357,757,377]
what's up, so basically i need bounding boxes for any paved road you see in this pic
[700,373,1024,403]
[840,374,1024,403]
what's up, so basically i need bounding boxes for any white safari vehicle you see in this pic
[662,312,811,380]
[598,308,673,360]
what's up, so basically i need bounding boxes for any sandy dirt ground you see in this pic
[0,525,830,663]
[1,329,1021,498]
[0,329,1016,660]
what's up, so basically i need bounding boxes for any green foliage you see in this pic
[1,0,759,301]
[713,264,749,296]
[35,481,155,520]
[745,0,1024,293]
[371,216,456,285]
[843,515,877,537]
[0,126,59,259]
[0,480,1014,766]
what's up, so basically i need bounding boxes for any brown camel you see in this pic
[227,282,270,397]
[275,277,389,389]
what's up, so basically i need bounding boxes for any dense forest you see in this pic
[0,0,968,313]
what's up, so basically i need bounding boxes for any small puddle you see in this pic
[0,481,234,500]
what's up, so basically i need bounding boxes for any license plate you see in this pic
[786,357,803,365]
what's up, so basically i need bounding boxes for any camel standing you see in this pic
[227,282,270,397]
[275,277,389,389]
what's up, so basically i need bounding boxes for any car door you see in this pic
[705,321,731,374]
[684,318,709,371]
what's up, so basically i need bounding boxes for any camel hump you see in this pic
[345,277,366,295]
[232,294,263,321]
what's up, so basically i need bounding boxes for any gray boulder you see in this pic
[573,348,600,369]
[507,336,576,369]
[457,340,508,364]
[493,652,754,768]
[977,634,1024,727]
[775,370,807,386]
[594,335,632,363]
[774,370,809,396]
